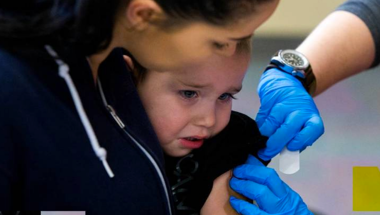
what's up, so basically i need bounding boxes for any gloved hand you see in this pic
[229,155,313,215]
[256,68,324,160]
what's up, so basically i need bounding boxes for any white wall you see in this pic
[256,0,346,38]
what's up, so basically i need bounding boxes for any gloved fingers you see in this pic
[256,72,292,128]
[257,103,288,137]
[232,165,287,198]
[230,196,268,215]
[276,183,313,214]
[255,93,284,128]
[287,115,324,151]
[255,110,268,128]
[258,111,305,160]
[258,68,303,95]
[231,177,312,215]
[256,74,305,129]
[245,155,265,167]
[230,177,280,208]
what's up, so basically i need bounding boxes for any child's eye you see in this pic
[179,90,198,99]
[218,93,236,101]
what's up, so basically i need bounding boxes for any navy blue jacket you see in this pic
[0,43,174,214]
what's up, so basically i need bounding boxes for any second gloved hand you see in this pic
[256,68,324,160]
[229,155,313,215]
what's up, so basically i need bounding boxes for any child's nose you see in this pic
[193,106,216,128]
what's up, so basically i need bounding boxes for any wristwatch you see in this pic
[266,49,316,95]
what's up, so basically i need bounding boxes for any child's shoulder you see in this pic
[164,111,269,213]
[193,110,268,179]
[206,111,266,150]
[228,111,260,135]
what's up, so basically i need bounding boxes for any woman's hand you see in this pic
[256,69,324,160]
[229,155,313,215]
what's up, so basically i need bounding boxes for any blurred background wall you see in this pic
[256,0,346,38]
[232,0,380,214]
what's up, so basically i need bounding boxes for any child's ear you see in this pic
[123,0,164,31]
[123,55,135,70]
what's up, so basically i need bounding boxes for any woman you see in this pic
[0,0,279,214]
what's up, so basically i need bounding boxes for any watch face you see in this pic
[280,50,308,68]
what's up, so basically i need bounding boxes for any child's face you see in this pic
[138,52,250,157]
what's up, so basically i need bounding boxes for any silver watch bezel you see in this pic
[279,49,309,70]
[271,49,311,79]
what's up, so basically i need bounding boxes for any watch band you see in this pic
[265,63,316,96]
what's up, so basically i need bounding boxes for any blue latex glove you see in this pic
[229,155,313,215]
[256,69,324,160]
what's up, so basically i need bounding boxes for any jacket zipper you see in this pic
[98,80,172,215]
[106,105,125,128]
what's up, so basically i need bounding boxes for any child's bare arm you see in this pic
[200,170,246,215]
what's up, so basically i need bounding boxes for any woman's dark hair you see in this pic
[0,0,121,55]
[0,0,271,55]
[156,0,272,27]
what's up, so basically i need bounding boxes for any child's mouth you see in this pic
[185,137,200,141]
[180,137,205,149]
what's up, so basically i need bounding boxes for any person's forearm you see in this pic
[297,11,375,96]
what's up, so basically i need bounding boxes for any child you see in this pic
[124,40,268,215]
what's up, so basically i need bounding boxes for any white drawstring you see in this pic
[45,45,115,178]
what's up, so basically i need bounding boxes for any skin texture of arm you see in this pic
[297,11,376,96]
[200,170,244,215]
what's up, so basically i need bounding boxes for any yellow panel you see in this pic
[353,167,380,211]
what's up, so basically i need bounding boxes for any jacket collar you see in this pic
[97,48,165,165]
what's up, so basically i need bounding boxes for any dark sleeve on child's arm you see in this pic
[229,111,269,165]
[179,111,269,212]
